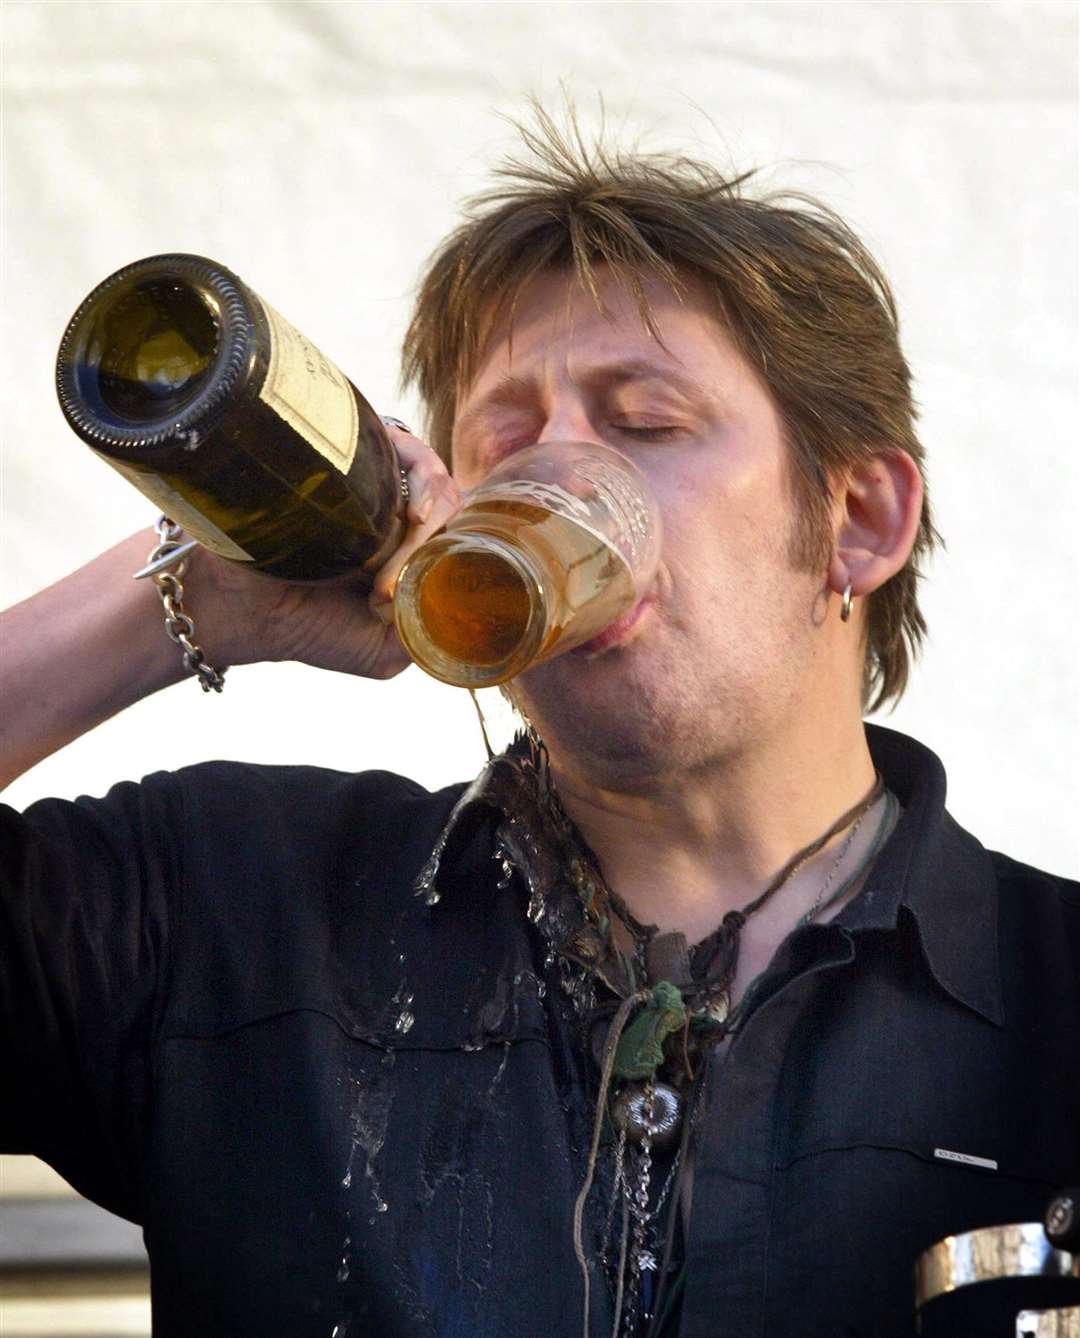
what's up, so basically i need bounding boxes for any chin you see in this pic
[516,656,710,786]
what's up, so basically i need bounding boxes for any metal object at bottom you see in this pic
[916,1224,1080,1337]
[917,1224,1079,1305]
[1016,1308,1080,1337]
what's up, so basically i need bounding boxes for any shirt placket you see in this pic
[677,930,857,1338]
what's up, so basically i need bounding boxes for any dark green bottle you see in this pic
[56,253,405,581]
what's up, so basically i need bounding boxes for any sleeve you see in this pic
[0,771,183,1222]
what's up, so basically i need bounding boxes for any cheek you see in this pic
[655,457,802,580]
[655,500,809,655]
[448,448,478,491]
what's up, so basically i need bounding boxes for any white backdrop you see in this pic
[2,0,1077,876]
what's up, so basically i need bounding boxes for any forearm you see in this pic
[0,530,190,790]
[0,423,459,791]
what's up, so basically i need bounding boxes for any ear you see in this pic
[827,450,923,604]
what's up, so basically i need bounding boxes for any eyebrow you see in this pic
[454,358,715,439]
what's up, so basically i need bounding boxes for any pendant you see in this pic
[610,1080,683,1150]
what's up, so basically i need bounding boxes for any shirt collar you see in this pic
[426,724,1004,1029]
[846,724,1003,1026]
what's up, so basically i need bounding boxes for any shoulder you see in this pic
[152,762,479,1034]
[910,805,1079,1026]
[987,846,1080,948]
[14,760,468,866]
[148,760,471,916]
[988,848,1079,900]
[167,758,467,842]
[169,758,449,806]
[980,848,1080,1052]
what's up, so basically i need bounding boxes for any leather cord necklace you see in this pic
[604,772,886,1024]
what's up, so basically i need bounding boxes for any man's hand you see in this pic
[193,422,463,680]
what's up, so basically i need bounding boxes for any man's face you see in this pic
[450,266,835,787]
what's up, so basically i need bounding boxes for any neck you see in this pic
[540,710,879,947]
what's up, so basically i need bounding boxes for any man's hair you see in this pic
[402,110,939,711]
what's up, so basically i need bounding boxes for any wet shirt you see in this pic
[2,725,1078,1337]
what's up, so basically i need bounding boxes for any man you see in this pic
[3,119,1078,1337]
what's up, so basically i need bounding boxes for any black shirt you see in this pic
[2,725,1078,1336]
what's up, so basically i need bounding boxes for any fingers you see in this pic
[367,506,453,622]
[369,421,464,621]
[383,420,461,527]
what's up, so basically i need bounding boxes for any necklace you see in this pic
[569,771,895,1338]
[802,796,874,919]
[800,788,897,927]
[604,772,886,1025]
[411,730,897,1338]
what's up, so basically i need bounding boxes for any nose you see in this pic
[534,397,602,448]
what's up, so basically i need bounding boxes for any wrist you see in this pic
[139,518,227,692]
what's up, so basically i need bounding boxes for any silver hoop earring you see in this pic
[840,582,854,623]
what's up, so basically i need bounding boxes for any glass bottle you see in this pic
[56,253,405,582]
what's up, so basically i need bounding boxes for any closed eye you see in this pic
[614,424,688,441]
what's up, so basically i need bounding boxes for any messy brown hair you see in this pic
[402,110,939,710]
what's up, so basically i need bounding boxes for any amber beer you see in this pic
[413,498,635,670]
[394,443,659,688]
[56,254,406,582]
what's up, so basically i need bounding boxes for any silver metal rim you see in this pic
[916,1223,1079,1308]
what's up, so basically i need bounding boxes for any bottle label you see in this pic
[256,297,360,474]
[106,457,254,562]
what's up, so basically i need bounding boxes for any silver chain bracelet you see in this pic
[135,516,226,693]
